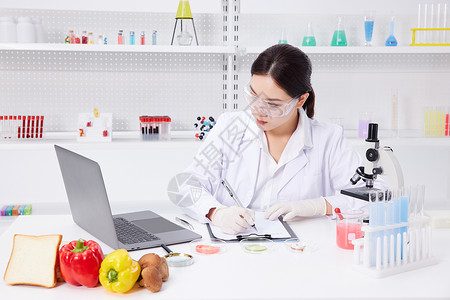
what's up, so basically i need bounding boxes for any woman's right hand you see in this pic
[211,206,255,235]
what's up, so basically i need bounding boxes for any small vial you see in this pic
[68,30,75,43]
[140,31,145,45]
[75,31,80,44]
[103,34,108,45]
[152,30,157,45]
[118,30,123,45]
[130,31,135,45]
[97,34,103,45]
[81,30,88,44]
[87,32,94,44]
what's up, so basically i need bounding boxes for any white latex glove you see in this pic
[211,206,255,235]
[264,197,327,221]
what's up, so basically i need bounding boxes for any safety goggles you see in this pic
[243,84,299,117]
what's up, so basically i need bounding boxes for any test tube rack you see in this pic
[410,28,450,46]
[0,115,45,140]
[352,216,437,278]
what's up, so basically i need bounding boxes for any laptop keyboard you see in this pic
[113,217,160,245]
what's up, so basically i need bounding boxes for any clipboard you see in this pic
[206,216,297,242]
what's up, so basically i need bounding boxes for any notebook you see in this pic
[54,145,201,251]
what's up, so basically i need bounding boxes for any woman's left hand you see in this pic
[264,197,327,221]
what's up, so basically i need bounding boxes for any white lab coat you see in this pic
[179,108,370,223]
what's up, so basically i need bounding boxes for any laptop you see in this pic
[54,145,201,251]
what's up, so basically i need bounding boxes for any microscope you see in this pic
[341,123,404,201]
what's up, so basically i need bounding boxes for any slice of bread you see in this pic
[4,234,62,288]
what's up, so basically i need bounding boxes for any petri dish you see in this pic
[284,238,318,254]
[164,253,194,267]
[190,239,227,255]
[239,237,274,254]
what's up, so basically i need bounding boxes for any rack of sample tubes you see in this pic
[0,115,45,140]
[352,186,437,278]
[411,3,449,46]
[139,115,171,141]
[424,107,449,137]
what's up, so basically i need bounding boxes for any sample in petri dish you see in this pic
[190,239,227,255]
[240,237,274,254]
[284,238,318,254]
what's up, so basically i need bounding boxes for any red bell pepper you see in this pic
[59,238,105,287]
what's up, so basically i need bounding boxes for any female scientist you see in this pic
[178,44,366,234]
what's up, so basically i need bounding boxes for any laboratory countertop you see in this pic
[1,212,449,300]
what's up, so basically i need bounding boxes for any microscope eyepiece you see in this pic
[365,123,379,143]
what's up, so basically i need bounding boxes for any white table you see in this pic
[1,213,449,299]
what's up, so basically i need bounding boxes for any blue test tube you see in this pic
[393,189,401,260]
[400,187,409,259]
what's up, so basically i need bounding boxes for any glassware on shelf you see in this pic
[302,22,316,46]
[385,16,398,46]
[278,28,288,44]
[177,25,193,46]
[331,16,347,46]
[364,12,375,46]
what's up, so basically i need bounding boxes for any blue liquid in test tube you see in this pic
[400,192,409,258]
[393,190,401,260]
[386,191,395,263]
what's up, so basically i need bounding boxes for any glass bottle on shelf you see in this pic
[302,22,316,46]
[177,22,192,46]
[331,16,347,46]
[88,32,94,44]
[278,28,288,44]
[81,30,87,44]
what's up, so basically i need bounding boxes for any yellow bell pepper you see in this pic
[99,249,141,293]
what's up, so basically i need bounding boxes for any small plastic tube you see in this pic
[422,226,427,259]
[409,229,415,262]
[396,232,402,266]
[390,234,395,267]
[363,232,370,268]
[402,231,408,264]
[383,235,388,268]
[376,236,382,270]
[416,227,421,261]
[427,225,432,258]
[354,242,361,265]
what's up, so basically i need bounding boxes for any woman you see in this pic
[177,44,368,234]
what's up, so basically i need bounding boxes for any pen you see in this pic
[220,179,258,232]
[175,217,194,231]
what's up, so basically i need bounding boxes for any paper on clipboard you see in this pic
[208,211,292,240]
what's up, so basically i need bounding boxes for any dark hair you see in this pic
[251,44,315,118]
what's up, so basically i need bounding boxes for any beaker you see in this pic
[336,209,364,250]
[364,12,375,46]
[302,22,316,46]
[331,16,347,46]
[358,112,373,139]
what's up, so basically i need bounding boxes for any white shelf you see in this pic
[0,43,236,54]
[4,44,449,55]
[243,46,450,55]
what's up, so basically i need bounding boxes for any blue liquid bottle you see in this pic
[331,17,347,46]
[385,16,398,46]
[302,22,316,46]
[130,31,135,45]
